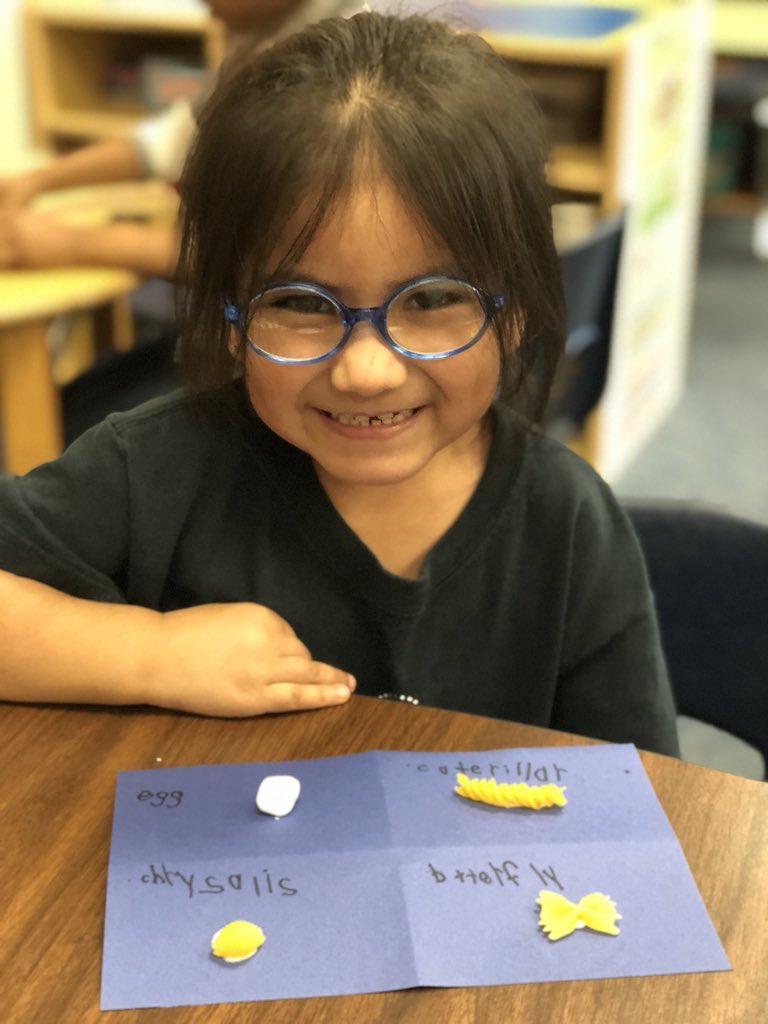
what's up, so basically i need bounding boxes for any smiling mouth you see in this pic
[324,409,418,427]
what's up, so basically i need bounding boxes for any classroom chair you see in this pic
[624,500,768,779]
[543,210,625,439]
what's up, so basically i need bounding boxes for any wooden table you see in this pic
[0,181,178,475]
[1,696,766,1023]
[0,265,139,474]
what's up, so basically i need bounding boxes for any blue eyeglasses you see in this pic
[224,274,504,365]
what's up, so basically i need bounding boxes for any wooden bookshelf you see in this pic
[24,0,226,149]
[478,4,636,214]
[476,1,712,478]
[704,2,768,217]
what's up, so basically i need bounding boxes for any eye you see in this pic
[268,292,336,315]
[402,285,469,311]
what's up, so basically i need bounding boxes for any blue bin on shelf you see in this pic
[464,4,638,39]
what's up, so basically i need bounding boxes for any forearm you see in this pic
[0,570,160,707]
[21,137,145,200]
[0,571,356,717]
[4,215,181,277]
[65,220,181,277]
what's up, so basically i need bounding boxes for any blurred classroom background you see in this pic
[0,0,766,777]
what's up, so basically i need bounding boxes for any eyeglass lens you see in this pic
[246,278,487,359]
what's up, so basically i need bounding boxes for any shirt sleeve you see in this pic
[551,476,680,757]
[0,420,131,602]
[131,100,198,182]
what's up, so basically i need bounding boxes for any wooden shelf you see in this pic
[475,4,630,212]
[704,190,762,217]
[713,2,768,60]
[705,2,768,219]
[479,2,712,479]
[40,107,149,141]
[547,144,607,195]
[26,0,215,34]
[24,0,226,150]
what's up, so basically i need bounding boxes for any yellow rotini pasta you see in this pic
[454,773,567,809]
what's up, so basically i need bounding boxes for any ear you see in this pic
[493,308,524,356]
[510,309,526,350]
[227,324,247,363]
[224,301,245,361]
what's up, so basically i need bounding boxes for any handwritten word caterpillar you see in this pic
[454,773,567,809]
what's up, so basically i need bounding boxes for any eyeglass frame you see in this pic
[224,274,505,366]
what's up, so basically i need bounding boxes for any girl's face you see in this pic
[240,178,502,493]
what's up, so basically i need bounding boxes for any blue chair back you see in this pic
[544,211,624,437]
[625,501,768,774]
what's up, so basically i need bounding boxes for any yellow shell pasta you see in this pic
[210,920,266,963]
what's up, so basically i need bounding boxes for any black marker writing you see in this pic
[528,863,563,890]
[427,859,562,891]
[139,863,298,897]
[137,790,183,808]
[413,761,567,784]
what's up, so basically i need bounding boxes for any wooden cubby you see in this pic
[477,2,712,478]
[24,0,227,149]
[479,9,634,216]
[706,2,768,216]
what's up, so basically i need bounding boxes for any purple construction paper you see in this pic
[107,752,388,863]
[102,851,415,1007]
[402,839,728,986]
[377,744,672,846]
[101,744,729,1010]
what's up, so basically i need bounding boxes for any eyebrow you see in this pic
[271,265,464,295]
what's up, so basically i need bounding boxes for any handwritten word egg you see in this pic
[256,775,301,817]
[211,920,266,963]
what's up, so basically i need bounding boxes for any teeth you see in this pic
[330,409,415,427]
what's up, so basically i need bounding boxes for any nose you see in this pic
[329,322,409,394]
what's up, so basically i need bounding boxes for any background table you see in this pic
[1,696,766,1022]
[0,181,178,475]
[0,264,138,474]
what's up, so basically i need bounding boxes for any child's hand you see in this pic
[0,209,77,269]
[152,603,356,718]
[0,172,41,211]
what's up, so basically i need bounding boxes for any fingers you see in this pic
[264,679,355,713]
[269,655,355,689]
[262,656,356,712]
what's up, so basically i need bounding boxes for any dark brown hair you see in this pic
[177,10,564,418]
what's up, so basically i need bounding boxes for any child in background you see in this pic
[0,12,680,756]
[0,0,362,276]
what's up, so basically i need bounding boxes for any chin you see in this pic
[313,454,428,489]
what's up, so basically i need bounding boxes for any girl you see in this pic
[0,12,679,756]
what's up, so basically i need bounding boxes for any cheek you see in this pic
[453,336,501,404]
[244,361,282,418]
[242,358,313,432]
